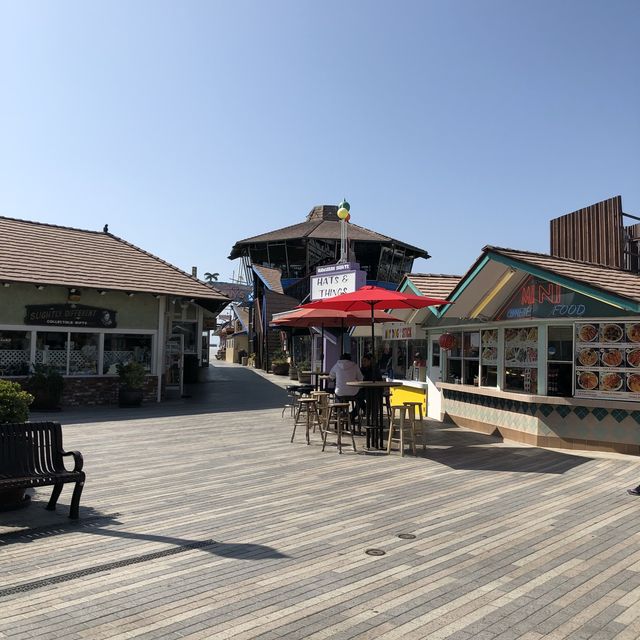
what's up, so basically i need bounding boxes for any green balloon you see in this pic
[338,199,350,212]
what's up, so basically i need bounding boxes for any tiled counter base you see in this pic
[439,382,640,455]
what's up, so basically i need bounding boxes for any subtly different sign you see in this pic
[382,324,425,341]
[25,304,117,328]
[496,275,628,320]
[315,262,360,274]
[202,317,217,331]
[310,262,366,301]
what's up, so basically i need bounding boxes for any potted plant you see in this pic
[271,350,290,376]
[297,361,311,384]
[117,361,146,407]
[27,364,64,411]
[0,379,34,509]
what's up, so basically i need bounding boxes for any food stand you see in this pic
[423,247,640,454]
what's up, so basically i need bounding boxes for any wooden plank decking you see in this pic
[2,363,640,639]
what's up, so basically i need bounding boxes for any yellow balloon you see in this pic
[337,207,349,220]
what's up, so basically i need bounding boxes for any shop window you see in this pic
[104,334,152,374]
[378,343,394,377]
[446,331,479,385]
[431,341,440,368]
[36,332,68,374]
[480,329,498,387]
[0,330,31,376]
[172,322,197,353]
[547,326,573,397]
[68,333,99,376]
[408,339,428,381]
[504,326,538,393]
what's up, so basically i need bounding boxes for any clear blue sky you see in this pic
[1,1,638,280]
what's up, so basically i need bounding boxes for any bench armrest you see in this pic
[62,450,84,472]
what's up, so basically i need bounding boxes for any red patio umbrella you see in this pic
[301,285,452,371]
[271,307,402,369]
[271,307,402,328]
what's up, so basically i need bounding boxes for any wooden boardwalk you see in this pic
[3,363,640,639]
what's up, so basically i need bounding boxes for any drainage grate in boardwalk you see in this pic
[397,533,416,539]
[0,537,217,598]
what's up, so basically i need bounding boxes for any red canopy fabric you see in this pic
[299,286,452,371]
[302,285,451,311]
[271,307,402,328]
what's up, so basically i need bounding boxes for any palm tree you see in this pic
[204,272,219,284]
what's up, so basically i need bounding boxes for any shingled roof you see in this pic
[486,246,640,303]
[402,274,461,299]
[252,265,284,294]
[229,205,429,259]
[0,216,229,302]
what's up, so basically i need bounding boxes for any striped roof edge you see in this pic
[401,273,462,298]
[0,215,229,302]
[448,245,640,307]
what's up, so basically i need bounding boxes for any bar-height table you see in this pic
[346,380,401,450]
[301,371,330,391]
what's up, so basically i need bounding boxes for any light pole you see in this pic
[337,199,350,263]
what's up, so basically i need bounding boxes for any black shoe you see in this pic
[627,488,640,496]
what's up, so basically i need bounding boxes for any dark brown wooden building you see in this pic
[229,204,430,369]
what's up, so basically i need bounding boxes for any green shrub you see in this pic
[27,364,64,410]
[117,361,146,389]
[271,349,289,365]
[0,379,34,423]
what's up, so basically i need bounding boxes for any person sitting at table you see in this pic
[329,353,363,421]
[353,354,378,420]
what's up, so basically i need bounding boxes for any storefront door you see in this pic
[428,334,443,420]
[165,334,184,397]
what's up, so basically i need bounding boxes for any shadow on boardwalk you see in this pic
[32,363,288,425]
[419,421,592,474]
[0,504,287,561]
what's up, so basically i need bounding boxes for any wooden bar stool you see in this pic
[312,391,331,427]
[322,402,357,454]
[282,384,303,419]
[290,397,321,445]
[387,405,416,457]
[403,401,426,451]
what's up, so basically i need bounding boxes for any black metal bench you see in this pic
[0,422,85,519]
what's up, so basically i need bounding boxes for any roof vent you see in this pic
[306,205,339,222]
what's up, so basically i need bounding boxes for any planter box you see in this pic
[271,363,289,376]
[119,388,144,407]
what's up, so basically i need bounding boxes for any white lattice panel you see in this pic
[36,350,67,366]
[104,350,135,366]
[0,350,29,367]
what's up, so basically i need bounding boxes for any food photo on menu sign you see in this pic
[575,322,640,397]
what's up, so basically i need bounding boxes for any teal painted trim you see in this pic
[401,280,422,295]
[435,256,490,318]
[488,252,640,313]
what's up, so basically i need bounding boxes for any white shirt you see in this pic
[329,359,363,397]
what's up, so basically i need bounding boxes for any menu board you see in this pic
[481,329,497,365]
[575,322,640,400]
[504,327,538,368]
